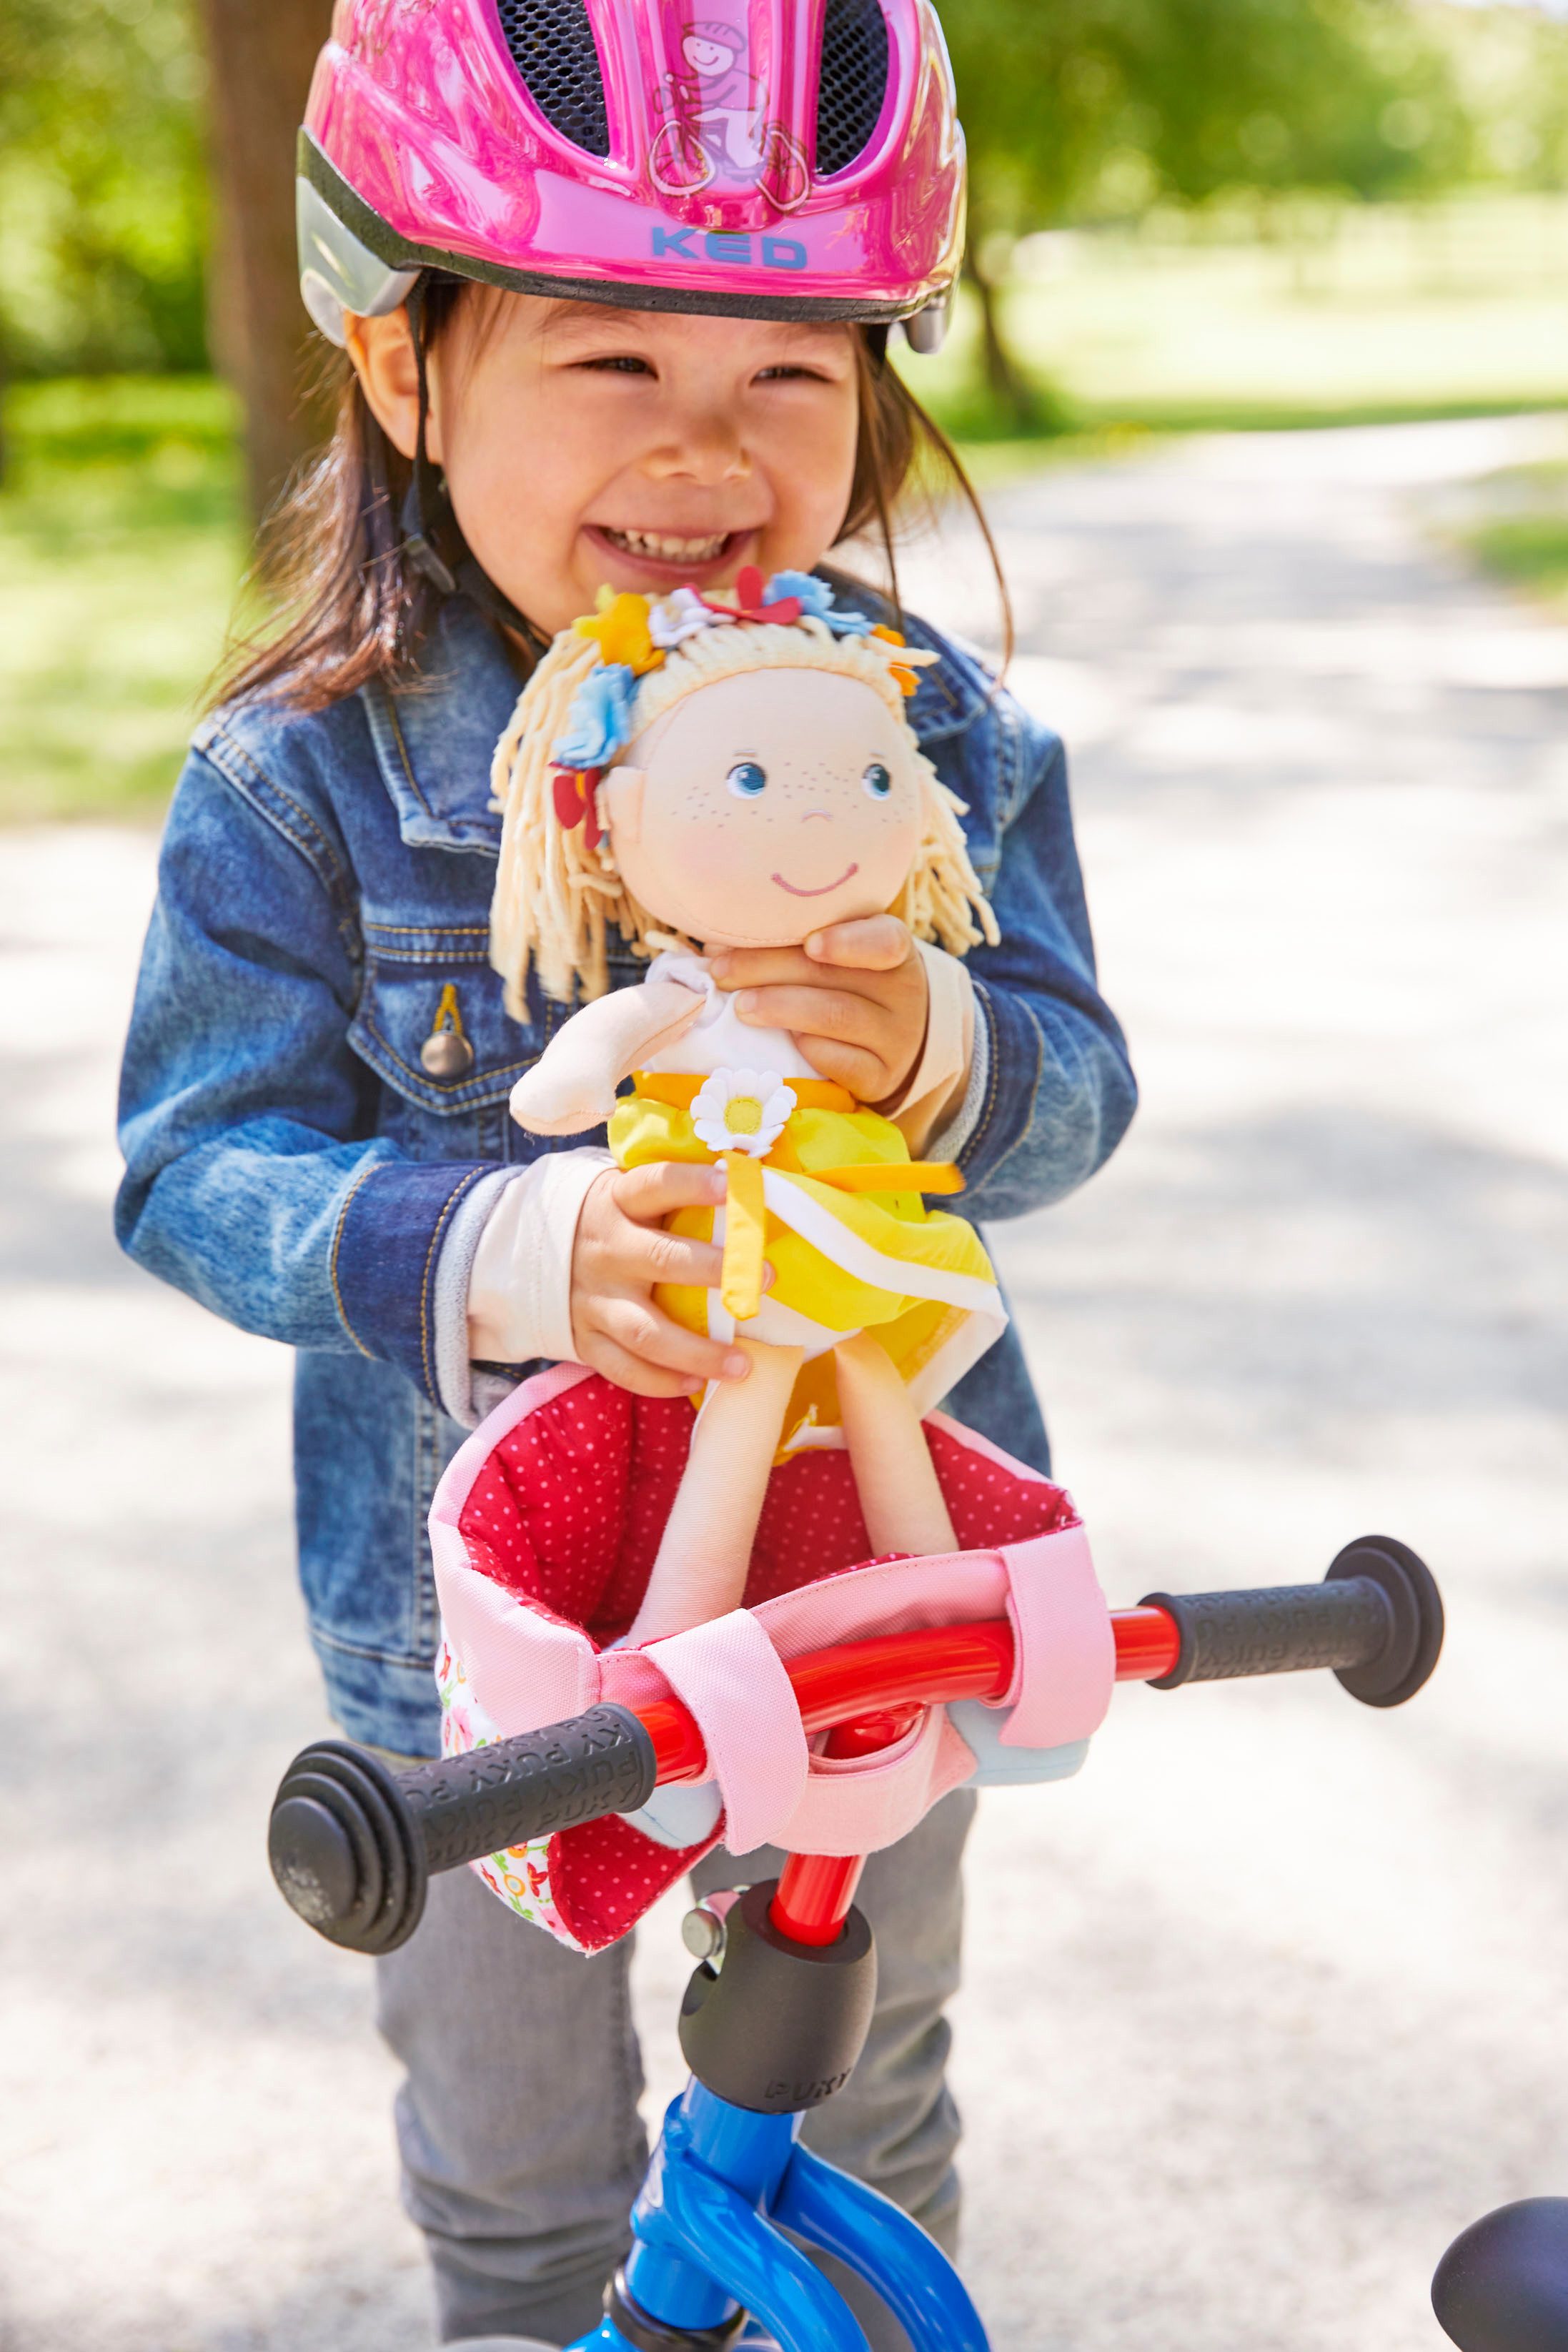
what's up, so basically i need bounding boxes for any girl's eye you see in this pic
[726,760,768,799]
[862,761,893,800]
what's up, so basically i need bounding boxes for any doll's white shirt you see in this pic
[638,953,820,1081]
[450,943,979,1423]
[640,944,974,1153]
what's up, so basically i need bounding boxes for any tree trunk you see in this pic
[199,0,337,526]
[962,244,1039,432]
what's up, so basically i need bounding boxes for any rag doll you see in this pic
[490,569,1006,1645]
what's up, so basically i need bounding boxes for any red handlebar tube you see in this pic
[640,1607,1181,1789]
[640,1697,710,1785]
[771,1853,866,1944]
[632,1607,1185,1944]
[1111,1604,1183,1684]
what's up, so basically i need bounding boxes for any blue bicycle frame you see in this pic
[570,2077,987,2352]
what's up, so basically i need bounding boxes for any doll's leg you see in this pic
[833,1330,957,1559]
[627,1339,804,1642]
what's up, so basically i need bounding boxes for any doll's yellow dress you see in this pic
[607,955,1006,1452]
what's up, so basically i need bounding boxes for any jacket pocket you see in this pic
[348,927,559,1158]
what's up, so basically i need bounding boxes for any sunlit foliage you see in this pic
[0,0,209,376]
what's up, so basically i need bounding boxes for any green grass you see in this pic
[907,193,1568,448]
[0,375,245,823]
[1470,510,1568,597]
[944,422,1161,490]
[1447,460,1568,605]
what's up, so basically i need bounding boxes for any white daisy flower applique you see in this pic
[690,1068,797,1158]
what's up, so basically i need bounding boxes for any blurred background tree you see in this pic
[1428,0,1568,186]
[943,0,1472,427]
[197,0,334,521]
[0,0,209,388]
[0,0,329,514]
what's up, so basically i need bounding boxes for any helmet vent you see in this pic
[815,0,890,177]
[495,0,610,159]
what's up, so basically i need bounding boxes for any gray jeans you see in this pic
[374,1790,976,2348]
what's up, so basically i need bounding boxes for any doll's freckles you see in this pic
[678,755,908,834]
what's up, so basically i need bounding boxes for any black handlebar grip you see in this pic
[400,1705,658,1872]
[1141,1535,1442,1707]
[269,1703,658,1954]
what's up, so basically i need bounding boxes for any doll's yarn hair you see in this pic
[490,613,999,1011]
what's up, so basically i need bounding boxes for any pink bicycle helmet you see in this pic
[297,0,965,352]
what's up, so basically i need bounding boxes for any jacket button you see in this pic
[420,1031,475,1078]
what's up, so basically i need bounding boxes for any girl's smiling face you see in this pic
[602,668,923,950]
[347,294,860,640]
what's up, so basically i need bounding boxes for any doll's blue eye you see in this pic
[726,760,768,798]
[863,761,893,800]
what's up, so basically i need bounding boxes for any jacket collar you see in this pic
[900,613,990,740]
[361,598,522,855]
[362,577,987,854]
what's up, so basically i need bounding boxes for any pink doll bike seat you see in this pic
[432,1364,1115,1953]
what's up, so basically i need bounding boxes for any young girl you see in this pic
[118,6,1136,2343]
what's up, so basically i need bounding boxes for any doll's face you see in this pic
[602,668,923,949]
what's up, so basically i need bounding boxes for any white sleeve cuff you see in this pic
[883,942,976,1156]
[433,1166,525,1426]
[440,1147,613,1426]
[923,989,990,1167]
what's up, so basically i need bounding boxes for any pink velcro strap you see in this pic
[642,1612,808,1855]
[999,1527,1115,1747]
[774,1706,977,1857]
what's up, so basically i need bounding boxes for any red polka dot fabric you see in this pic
[549,1813,716,1951]
[456,1377,1076,1634]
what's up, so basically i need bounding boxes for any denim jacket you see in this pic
[117,591,1136,1754]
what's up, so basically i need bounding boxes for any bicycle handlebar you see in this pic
[269,1535,1440,1955]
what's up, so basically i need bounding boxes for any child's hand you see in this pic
[710,916,928,1107]
[572,1162,759,1399]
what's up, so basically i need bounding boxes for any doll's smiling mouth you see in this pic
[773,864,859,896]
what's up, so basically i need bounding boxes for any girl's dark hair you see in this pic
[212,289,1011,715]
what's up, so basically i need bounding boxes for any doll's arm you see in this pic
[509,978,703,1136]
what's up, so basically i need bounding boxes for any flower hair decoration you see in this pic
[543,569,916,833]
[490,572,998,1011]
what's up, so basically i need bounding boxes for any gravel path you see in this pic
[3,417,1566,2352]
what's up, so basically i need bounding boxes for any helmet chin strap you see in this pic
[397,277,547,658]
